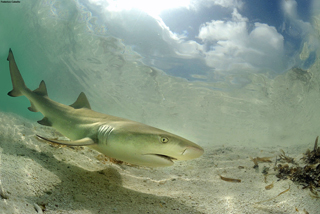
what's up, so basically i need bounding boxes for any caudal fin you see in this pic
[7,48,27,97]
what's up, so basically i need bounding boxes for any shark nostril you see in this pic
[181,146,204,159]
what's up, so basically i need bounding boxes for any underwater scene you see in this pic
[0,0,320,213]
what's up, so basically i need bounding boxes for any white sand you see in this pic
[0,112,319,214]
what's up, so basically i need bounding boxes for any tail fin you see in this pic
[7,48,27,97]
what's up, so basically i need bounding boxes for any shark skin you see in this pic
[6,48,204,167]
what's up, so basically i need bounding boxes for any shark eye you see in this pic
[160,136,169,143]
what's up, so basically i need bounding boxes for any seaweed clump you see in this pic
[274,136,320,197]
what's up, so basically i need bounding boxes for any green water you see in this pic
[0,1,87,120]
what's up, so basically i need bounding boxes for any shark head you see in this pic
[95,122,204,167]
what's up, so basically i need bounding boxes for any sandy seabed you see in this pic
[0,112,319,214]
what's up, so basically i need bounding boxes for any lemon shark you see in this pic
[6,48,203,167]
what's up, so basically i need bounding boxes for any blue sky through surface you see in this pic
[84,0,315,84]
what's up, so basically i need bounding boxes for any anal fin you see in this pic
[28,102,38,112]
[36,135,95,146]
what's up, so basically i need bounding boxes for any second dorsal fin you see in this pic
[70,92,91,109]
[33,80,48,96]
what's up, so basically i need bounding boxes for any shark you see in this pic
[6,48,203,167]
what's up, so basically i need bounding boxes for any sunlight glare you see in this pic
[103,0,191,17]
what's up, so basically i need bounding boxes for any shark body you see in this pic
[6,49,203,167]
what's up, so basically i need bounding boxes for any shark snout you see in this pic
[180,145,204,160]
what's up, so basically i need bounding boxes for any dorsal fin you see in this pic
[33,80,48,96]
[70,92,91,109]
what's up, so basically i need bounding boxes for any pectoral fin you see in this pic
[36,135,95,146]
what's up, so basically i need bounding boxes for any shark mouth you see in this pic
[147,154,177,162]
